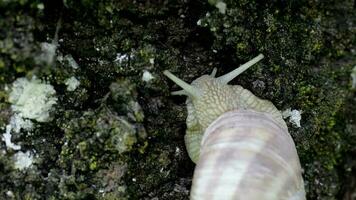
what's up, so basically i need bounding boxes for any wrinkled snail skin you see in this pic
[163,54,306,200]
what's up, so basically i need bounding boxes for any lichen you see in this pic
[282,108,302,128]
[64,76,80,91]
[13,151,33,170]
[142,70,155,83]
[9,77,57,122]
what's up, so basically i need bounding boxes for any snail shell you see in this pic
[164,54,306,200]
[191,110,305,200]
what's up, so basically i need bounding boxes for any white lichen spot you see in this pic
[197,19,202,26]
[57,54,79,69]
[2,125,21,150]
[351,65,356,89]
[115,53,129,63]
[282,108,302,128]
[215,1,227,14]
[2,113,34,150]
[65,54,79,69]
[2,77,55,152]
[175,147,181,156]
[65,76,80,91]
[39,42,57,64]
[6,191,14,198]
[13,151,33,170]
[142,70,154,82]
[10,114,34,134]
[9,77,57,122]
[149,58,155,65]
[37,3,44,10]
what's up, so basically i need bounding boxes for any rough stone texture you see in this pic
[0,0,355,199]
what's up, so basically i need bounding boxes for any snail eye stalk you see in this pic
[163,70,202,99]
[217,54,264,84]
[210,68,217,77]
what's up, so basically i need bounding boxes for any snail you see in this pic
[163,54,306,200]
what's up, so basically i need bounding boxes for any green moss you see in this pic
[109,117,137,153]
[89,158,98,171]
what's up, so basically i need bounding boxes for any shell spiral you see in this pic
[190,110,305,200]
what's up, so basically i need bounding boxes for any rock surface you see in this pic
[0,0,355,199]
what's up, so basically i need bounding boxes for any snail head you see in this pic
[163,54,264,129]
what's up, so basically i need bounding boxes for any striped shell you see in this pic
[190,110,305,200]
[164,54,306,199]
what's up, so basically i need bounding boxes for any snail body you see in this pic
[164,54,305,200]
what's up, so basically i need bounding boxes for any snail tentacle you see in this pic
[171,90,188,96]
[210,67,217,77]
[163,70,202,99]
[217,54,264,84]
